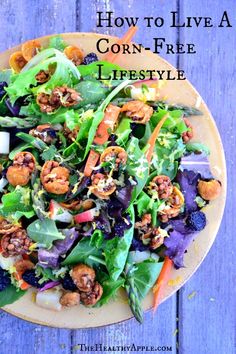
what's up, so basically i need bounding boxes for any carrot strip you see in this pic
[84,104,121,177]
[84,150,100,177]
[14,271,31,290]
[104,26,138,63]
[93,104,121,145]
[153,257,173,313]
[145,114,169,164]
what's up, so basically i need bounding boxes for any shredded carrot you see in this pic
[84,104,121,177]
[145,114,169,164]
[13,271,31,290]
[153,257,173,313]
[84,150,100,177]
[104,26,138,63]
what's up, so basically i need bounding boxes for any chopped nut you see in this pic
[121,100,153,124]
[0,218,21,235]
[80,282,103,306]
[36,92,60,113]
[40,160,70,195]
[100,146,127,171]
[90,173,116,199]
[148,175,173,199]
[35,70,50,83]
[60,292,80,307]
[63,123,79,142]
[134,213,151,229]
[1,229,33,258]
[197,179,221,200]
[71,264,95,293]
[158,187,184,222]
[52,86,81,108]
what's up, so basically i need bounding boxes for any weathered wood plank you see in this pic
[178,1,235,353]
[0,1,77,352]
[0,0,77,52]
[74,0,179,350]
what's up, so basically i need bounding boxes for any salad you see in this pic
[0,33,221,323]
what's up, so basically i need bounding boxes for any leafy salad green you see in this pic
[0,35,221,322]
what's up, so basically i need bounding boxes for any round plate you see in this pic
[0,33,226,328]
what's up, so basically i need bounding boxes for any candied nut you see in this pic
[36,92,60,113]
[35,70,50,83]
[80,282,103,306]
[100,146,127,171]
[52,86,81,107]
[148,175,173,199]
[21,40,41,61]
[6,166,30,186]
[1,229,33,258]
[7,151,36,186]
[197,179,221,201]
[60,292,80,307]
[13,152,36,173]
[134,213,151,229]
[9,51,27,73]
[120,100,153,124]
[63,123,79,142]
[90,173,116,199]
[0,218,21,235]
[40,160,70,195]
[158,207,181,223]
[14,259,34,274]
[64,46,84,66]
[168,186,184,208]
[29,124,56,144]
[71,264,95,293]
[182,118,194,143]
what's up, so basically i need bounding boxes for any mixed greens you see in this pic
[0,35,221,323]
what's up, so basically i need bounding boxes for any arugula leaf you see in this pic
[126,137,149,201]
[115,118,132,146]
[151,108,187,134]
[96,271,124,306]
[0,186,35,220]
[104,205,135,281]
[74,80,109,107]
[41,145,58,161]
[48,36,67,51]
[0,285,26,307]
[62,237,102,267]
[9,142,32,160]
[125,259,163,323]
[27,219,65,249]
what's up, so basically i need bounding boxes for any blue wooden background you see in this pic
[0,1,235,353]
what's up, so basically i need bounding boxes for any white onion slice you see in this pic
[36,288,63,311]
[0,132,10,154]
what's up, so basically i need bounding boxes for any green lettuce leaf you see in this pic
[0,186,35,220]
[27,219,65,249]
[0,285,26,307]
[104,205,135,281]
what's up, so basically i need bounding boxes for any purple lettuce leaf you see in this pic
[164,229,197,269]
[176,170,200,212]
[179,153,213,179]
[38,228,79,268]
[164,217,198,269]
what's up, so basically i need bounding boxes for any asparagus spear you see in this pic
[125,276,143,323]
[0,116,39,128]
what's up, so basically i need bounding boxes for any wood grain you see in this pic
[178,1,235,353]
